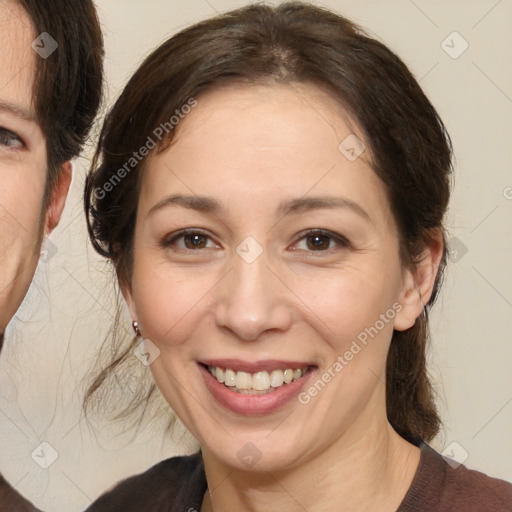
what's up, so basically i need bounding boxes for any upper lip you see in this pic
[199,359,316,373]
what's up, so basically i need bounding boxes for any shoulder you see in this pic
[85,452,206,512]
[399,442,512,512]
[0,473,41,512]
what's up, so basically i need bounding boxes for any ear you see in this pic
[393,230,444,331]
[44,161,72,234]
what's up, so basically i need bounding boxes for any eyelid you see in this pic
[162,228,220,248]
[291,228,351,251]
[0,126,25,149]
[160,228,350,253]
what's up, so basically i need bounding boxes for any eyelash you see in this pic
[162,229,218,251]
[0,127,25,150]
[292,229,351,253]
[161,228,351,253]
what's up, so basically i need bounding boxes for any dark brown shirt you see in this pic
[85,442,512,511]
[0,474,41,511]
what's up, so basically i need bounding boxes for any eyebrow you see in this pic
[147,194,223,218]
[147,193,371,222]
[0,101,36,121]
[278,196,371,222]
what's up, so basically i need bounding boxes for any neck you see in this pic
[200,421,420,512]
[0,329,4,353]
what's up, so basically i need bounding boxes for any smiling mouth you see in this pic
[201,363,316,395]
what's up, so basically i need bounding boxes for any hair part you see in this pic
[85,1,452,442]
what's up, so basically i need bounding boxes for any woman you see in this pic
[0,0,103,510]
[84,2,512,510]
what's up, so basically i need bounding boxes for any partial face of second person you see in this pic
[125,84,434,473]
[0,0,70,344]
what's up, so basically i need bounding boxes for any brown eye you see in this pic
[183,233,208,249]
[162,230,218,251]
[292,229,350,253]
[306,234,331,251]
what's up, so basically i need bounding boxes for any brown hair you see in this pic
[84,2,452,442]
[17,0,104,204]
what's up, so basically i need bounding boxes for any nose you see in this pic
[214,249,293,341]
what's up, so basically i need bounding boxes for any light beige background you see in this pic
[0,0,511,510]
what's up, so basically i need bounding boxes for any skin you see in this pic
[0,0,71,347]
[124,84,443,512]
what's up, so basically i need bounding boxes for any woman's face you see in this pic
[0,2,47,333]
[126,84,419,471]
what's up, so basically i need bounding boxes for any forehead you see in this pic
[152,83,366,185]
[0,1,36,114]
[151,84,369,180]
[142,83,393,229]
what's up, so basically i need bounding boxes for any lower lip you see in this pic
[199,364,315,416]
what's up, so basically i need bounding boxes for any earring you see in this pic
[132,321,141,338]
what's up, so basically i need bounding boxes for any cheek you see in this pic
[0,163,46,326]
[0,158,46,233]
[288,261,401,349]
[0,164,45,252]
[131,258,217,347]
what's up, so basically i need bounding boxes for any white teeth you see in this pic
[236,388,276,395]
[269,369,284,387]
[252,371,271,391]
[224,369,236,387]
[236,371,252,390]
[215,367,225,383]
[283,369,294,383]
[207,365,309,393]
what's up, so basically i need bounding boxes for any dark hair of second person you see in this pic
[0,0,103,510]
[19,0,104,205]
